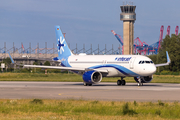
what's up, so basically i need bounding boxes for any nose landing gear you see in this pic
[138,82,143,86]
[138,77,143,86]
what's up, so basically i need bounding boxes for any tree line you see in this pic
[148,33,180,73]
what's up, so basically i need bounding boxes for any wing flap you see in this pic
[24,65,85,71]
[24,65,109,73]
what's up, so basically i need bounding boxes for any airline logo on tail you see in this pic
[55,26,73,59]
[57,36,66,54]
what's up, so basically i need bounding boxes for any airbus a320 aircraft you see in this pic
[9,26,171,86]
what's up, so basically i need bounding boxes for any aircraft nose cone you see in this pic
[145,65,156,74]
[151,65,156,74]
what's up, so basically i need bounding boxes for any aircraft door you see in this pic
[102,60,107,66]
[129,57,136,69]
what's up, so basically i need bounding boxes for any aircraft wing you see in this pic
[24,65,109,73]
[8,52,108,73]
[155,51,171,67]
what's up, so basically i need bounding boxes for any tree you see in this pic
[33,62,38,65]
[44,61,50,66]
[3,57,11,65]
[158,34,180,72]
[33,60,42,65]
[148,55,157,64]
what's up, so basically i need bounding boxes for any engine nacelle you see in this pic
[134,75,153,83]
[83,71,102,84]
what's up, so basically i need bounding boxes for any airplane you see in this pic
[9,25,171,86]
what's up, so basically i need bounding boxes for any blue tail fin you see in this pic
[55,26,73,59]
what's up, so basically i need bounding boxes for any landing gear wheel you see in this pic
[117,80,122,86]
[83,82,92,86]
[138,83,143,86]
[83,82,87,86]
[121,80,126,86]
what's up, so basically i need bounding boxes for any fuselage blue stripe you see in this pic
[89,64,139,76]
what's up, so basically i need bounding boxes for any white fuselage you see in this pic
[67,54,156,77]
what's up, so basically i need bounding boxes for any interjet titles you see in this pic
[115,57,131,61]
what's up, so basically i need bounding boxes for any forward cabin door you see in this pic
[129,57,136,69]
[102,60,107,66]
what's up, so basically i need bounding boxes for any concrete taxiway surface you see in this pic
[0,82,180,101]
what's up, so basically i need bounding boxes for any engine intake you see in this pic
[83,71,102,84]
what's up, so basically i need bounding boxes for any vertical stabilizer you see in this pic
[55,26,73,59]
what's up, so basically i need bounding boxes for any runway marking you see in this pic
[62,89,112,95]
[58,89,119,97]
[57,89,112,97]
[61,95,82,97]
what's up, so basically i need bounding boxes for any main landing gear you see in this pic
[83,82,92,86]
[117,77,126,86]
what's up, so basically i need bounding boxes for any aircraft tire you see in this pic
[117,80,122,86]
[88,84,92,86]
[138,83,143,86]
[122,80,126,85]
[83,82,88,86]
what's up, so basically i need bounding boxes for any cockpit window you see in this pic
[139,60,154,64]
[145,61,150,63]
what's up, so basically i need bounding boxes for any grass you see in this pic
[0,73,180,119]
[0,73,82,82]
[0,72,180,83]
[0,99,180,119]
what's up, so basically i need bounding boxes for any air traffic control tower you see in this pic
[120,4,136,55]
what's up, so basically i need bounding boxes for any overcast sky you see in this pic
[0,0,180,51]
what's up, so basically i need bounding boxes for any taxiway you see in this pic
[0,82,180,101]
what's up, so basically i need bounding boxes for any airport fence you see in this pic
[0,42,122,59]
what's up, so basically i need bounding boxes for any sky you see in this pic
[0,0,180,52]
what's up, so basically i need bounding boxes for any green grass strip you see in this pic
[0,73,180,83]
[0,99,180,120]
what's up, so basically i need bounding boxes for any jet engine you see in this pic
[83,71,102,84]
[134,75,153,83]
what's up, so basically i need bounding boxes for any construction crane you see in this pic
[166,26,170,36]
[134,37,149,55]
[147,25,164,55]
[175,26,179,36]
[111,30,148,55]
[111,30,124,54]
[112,25,168,55]
[158,25,164,51]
